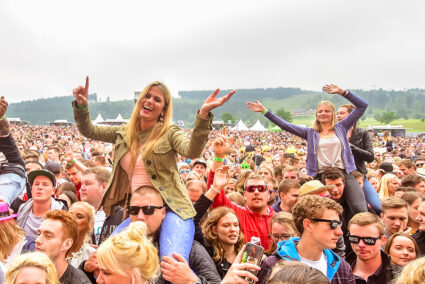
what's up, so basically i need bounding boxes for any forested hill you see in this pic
[7,88,425,127]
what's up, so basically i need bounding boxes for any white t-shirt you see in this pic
[299,252,327,277]
[94,210,107,244]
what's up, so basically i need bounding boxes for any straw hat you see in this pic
[299,180,335,197]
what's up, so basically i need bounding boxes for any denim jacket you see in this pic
[265,92,367,177]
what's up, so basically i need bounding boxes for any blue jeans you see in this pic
[160,210,194,262]
[363,178,381,212]
[0,173,26,205]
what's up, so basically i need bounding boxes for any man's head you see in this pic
[80,167,110,208]
[243,174,269,213]
[415,198,425,232]
[381,197,409,236]
[399,159,417,176]
[47,147,60,162]
[29,170,56,203]
[401,175,425,193]
[35,210,78,262]
[129,186,166,238]
[65,163,82,185]
[186,179,206,203]
[192,159,207,177]
[282,166,299,182]
[292,195,343,250]
[25,161,43,174]
[352,171,364,188]
[348,212,386,262]
[278,179,301,212]
[322,168,345,201]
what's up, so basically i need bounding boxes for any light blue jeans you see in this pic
[112,211,194,262]
[0,173,26,205]
[160,210,194,261]
[363,178,381,212]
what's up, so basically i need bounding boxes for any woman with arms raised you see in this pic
[248,84,368,215]
[72,76,235,262]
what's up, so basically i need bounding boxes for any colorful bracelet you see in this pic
[70,159,75,164]
[0,114,5,121]
[77,103,87,109]
[213,156,224,162]
[263,109,268,115]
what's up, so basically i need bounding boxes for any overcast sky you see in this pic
[1,0,425,103]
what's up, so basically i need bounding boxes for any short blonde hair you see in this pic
[6,252,59,284]
[97,221,159,282]
[348,212,385,235]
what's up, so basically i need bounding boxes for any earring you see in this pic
[158,113,164,125]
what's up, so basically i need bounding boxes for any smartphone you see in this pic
[240,242,264,284]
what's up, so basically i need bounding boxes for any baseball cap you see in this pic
[28,169,56,187]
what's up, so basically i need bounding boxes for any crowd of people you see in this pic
[1,79,425,284]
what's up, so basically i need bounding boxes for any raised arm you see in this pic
[323,84,368,130]
[72,76,119,143]
[170,89,236,159]
[247,100,309,139]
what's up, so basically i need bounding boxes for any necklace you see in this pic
[321,130,333,138]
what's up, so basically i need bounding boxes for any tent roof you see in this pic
[233,120,249,131]
[250,120,267,131]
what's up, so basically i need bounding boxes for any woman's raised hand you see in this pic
[322,84,344,95]
[73,76,90,107]
[247,100,266,113]
[199,89,236,119]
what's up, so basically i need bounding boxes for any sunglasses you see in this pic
[241,164,250,169]
[245,185,267,193]
[348,234,381,246]
[179,169,191,174]
[310,218,342,230]
[128,205,164,216]
[270,233,292,241]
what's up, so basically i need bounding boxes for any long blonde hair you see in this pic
[126,82,173,169]
[378,173,398,200]
[97,221,159,282]
[0,219,25,261]
[312,101,337,132]
[6,252,59,284]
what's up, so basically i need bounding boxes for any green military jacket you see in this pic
[72,101,213,220]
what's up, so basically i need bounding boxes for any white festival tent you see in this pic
[250,120,267,131]
[92,114,104,124]
[233,120,249,131]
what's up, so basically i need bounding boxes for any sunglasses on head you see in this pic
[348,234,381,246]
[310,218,342,230]
[128,205,164,216]
[245,185,267,193]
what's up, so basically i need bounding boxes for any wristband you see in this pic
[0,114,5,121]
[213,156,224,162]
[211,186,221,194]
[77,103,87,109]
[342,90,348,97]
[70,159,75,164]
[263,109,268,115]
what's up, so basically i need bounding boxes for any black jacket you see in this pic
[413,230,425,256]
[346,250,396,284]
[91,206,124,245]
[349,127,374,175]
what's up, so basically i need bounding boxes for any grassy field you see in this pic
[290,116,425,133]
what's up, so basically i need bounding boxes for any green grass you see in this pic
[287,116,425,133]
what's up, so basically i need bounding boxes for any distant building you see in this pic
[290,109,315,116]
[367,125,407,137]
[8,118,29,126]
[50,120,73,127]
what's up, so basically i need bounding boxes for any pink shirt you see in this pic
[120,151,153,191]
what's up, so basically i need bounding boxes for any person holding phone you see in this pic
[248,84,368,215]
[72,76,235,263]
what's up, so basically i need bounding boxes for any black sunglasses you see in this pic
[129,205,164,216]
[245,185,267,193]
[310,218,342,230]
[348,234,381,246]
